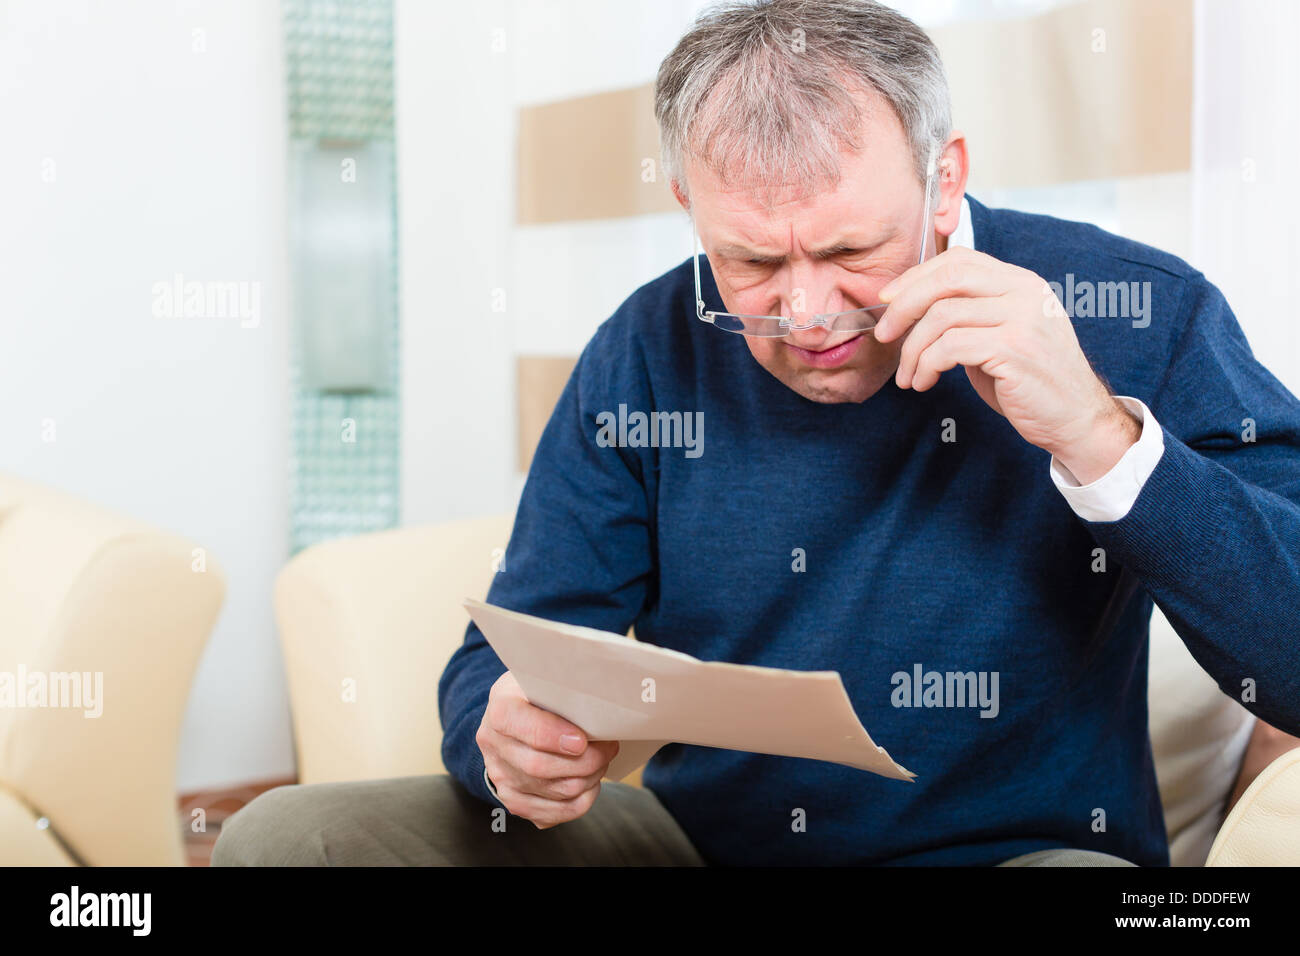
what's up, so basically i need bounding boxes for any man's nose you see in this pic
[781,258,848,336]
[782,316,833,348]
[781,283,838,343]
[782,264,840,316]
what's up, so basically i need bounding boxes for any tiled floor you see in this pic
[178,778,295,866]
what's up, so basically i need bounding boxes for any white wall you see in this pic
[395,0,515,527]
[397,0,708,523]
[0,0,295,791]
[1191,0,1300,396]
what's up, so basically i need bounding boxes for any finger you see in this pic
[491,694,593,757]
[910,326,1000,392]
[500,781,602,830]
[875,251,1007,343]
[486,736,607,801]
[879,245,987,302]
[512,766,606,803]
[493,735,617,784]
[896,296,1004,389]
[482,748,596,807]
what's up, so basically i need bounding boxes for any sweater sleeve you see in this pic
[436,320,655,805]
[1081,275,1300,735]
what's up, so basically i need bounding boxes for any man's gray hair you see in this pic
[654,0,951,204]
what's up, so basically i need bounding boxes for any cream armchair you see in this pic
[275,514,1299,866]
[275,515,513,784]
[0,474,225,866]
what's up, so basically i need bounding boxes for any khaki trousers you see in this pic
[211,774,1135,867]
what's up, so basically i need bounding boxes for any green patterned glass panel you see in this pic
[284,0,399,553]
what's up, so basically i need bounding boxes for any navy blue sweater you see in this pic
[439,195,1300,866]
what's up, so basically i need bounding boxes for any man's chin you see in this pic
[744,337,900,404]
[783,365,890,404]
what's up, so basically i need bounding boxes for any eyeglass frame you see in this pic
[691,150,940,337]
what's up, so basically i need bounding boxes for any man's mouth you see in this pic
[784,333,865,369]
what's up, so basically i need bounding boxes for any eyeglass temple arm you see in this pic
[916,147,939,266]
[692,228,708,318]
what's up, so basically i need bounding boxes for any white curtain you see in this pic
[1192,0,1300,396]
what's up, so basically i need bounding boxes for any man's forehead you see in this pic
[686,149,842,209]
[693,170,900,253]
[709,217,895,260]
[685,143,913,227]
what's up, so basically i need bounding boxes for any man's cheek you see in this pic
[744,338,780,368]
[868,334,904,369]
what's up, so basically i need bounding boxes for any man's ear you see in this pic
[670,178,691,213]
[932,132,969,239]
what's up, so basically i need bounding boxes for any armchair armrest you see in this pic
[1206,748,1300,866]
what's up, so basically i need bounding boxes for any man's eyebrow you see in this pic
[809,239,883,259]
[713,238,884,262]
[714,242,783,262]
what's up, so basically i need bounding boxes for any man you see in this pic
[215,0,1300,866]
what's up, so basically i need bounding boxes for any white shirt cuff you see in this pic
[483,766,507,808]
[1049,396,1165,522]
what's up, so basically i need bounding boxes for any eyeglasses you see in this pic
[692,154,939,337]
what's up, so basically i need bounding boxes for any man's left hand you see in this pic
[874,246,1141,484]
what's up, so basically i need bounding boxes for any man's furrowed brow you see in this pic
[714,237,884,263]
[714,242,784,263]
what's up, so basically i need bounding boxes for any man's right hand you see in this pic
[475,670,620,829]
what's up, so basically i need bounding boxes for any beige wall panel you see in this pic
[933,0,1192,190]
[516,84,679,224]
[517,356,578,471]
